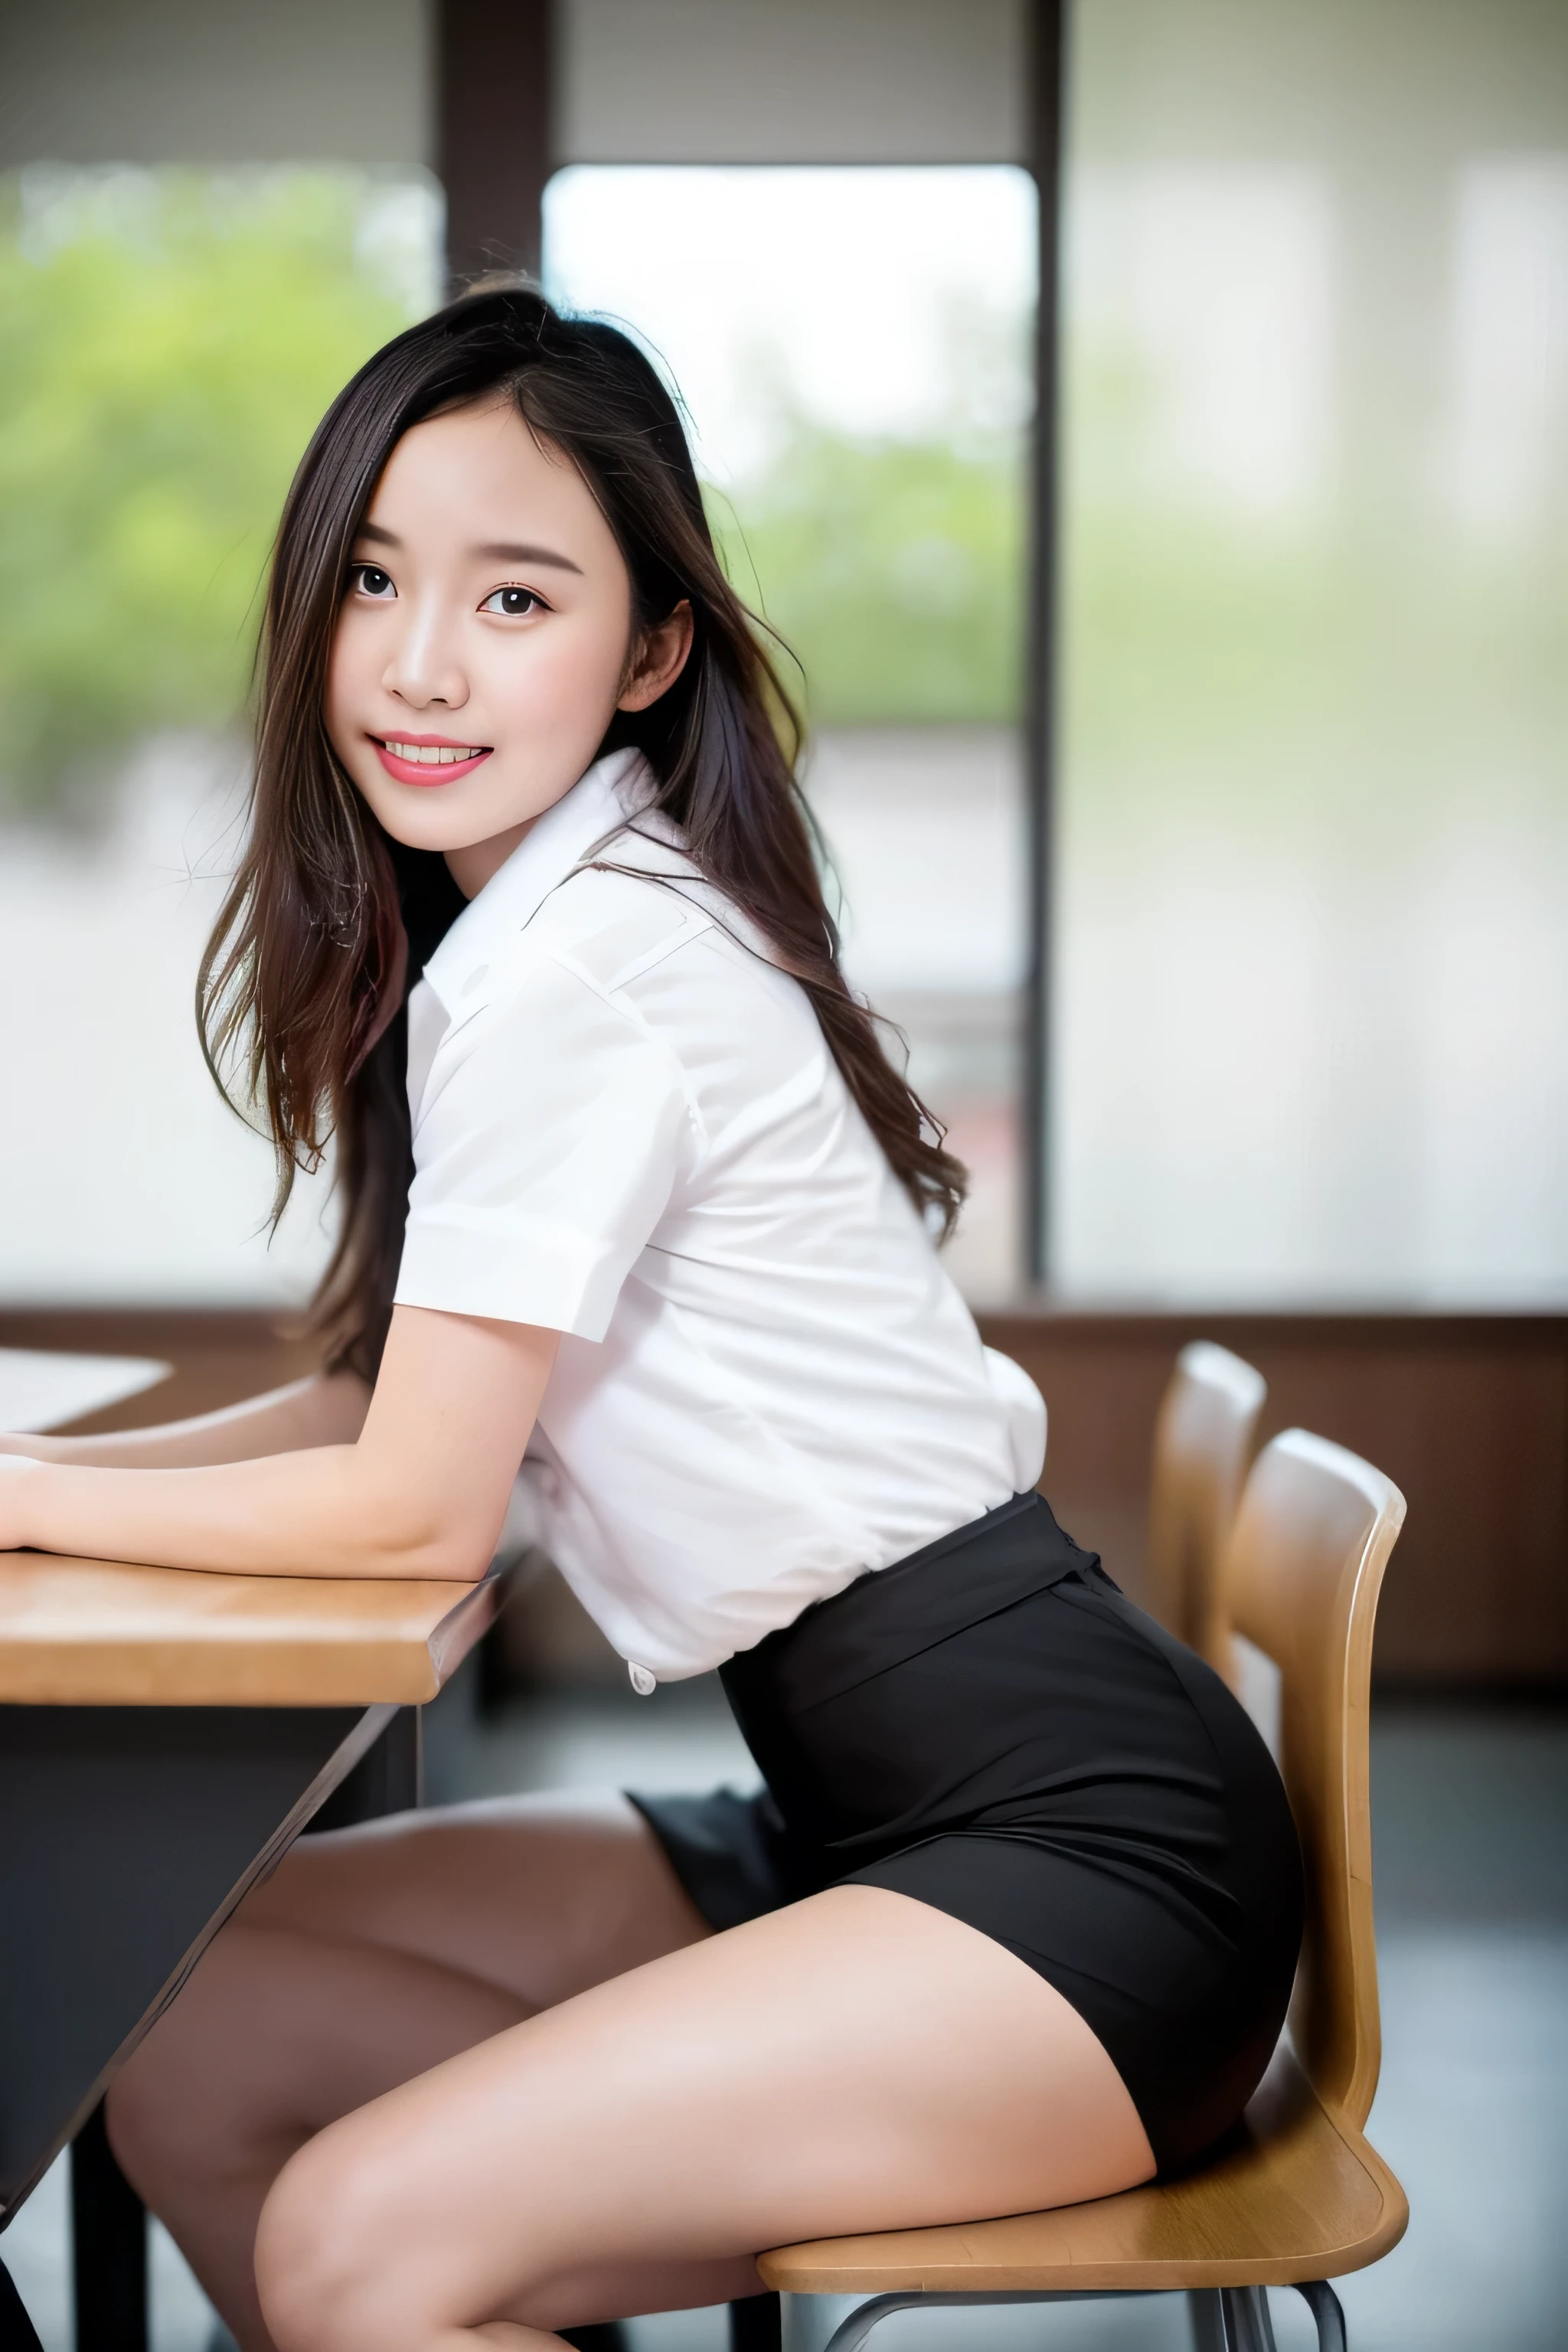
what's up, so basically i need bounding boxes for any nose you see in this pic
[380,592,470,714]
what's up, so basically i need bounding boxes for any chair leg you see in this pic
[1187,2289,1227,2351]
[1293,2282,1347,2352]
[781,2295,859,2352]
[1220,2287,1278,2351]
[0,2259,46,2352]
[1189,2288,1279,2352]
[781,2294,916,2352]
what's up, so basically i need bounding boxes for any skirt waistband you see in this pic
[721,1491,1095,1722]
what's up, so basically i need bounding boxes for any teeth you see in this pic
[385,742,486,765]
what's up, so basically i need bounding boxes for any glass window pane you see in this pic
[545,165,1037,1295]
[0,167,441,1300]
[1056,0,1568,1304]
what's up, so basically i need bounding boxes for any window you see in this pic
[546,164,1038,1292]
[1054,0,1568,1302]
[0,165,440,1299]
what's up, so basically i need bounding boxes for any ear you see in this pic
[618,600,695,713]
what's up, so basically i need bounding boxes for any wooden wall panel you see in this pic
[3,1305,1564,1691]
[978,1311,1568,1690]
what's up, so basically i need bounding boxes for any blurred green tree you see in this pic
[713,419,1025,728]
[0,168,428,818]
[0,172,1027,818]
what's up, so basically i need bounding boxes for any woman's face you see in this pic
[325,399,691,898]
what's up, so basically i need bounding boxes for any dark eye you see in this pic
[481,586,542,617]
[351,564,395,599]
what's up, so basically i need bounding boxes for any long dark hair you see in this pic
[201,284,965,1379]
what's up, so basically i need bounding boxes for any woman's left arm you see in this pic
[0,1306,558,1581]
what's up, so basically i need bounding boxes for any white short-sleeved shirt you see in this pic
[394,746,1046,1682]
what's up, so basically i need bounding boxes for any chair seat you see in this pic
[758,2052,1408,2296]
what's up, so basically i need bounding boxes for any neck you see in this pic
[443,815,537,902]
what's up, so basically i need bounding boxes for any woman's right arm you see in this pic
[0,1368,371,1469]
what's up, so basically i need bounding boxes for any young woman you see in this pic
[0,288,1302,2352]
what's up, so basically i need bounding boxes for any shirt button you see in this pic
[627,1661,657,1696]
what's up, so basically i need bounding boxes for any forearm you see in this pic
[7,1440,492,1583]
[0,1308,556,1586]
[2,1371,371,1469]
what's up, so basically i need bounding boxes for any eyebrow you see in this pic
[354,521,584,576]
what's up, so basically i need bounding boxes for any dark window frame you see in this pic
[438,0,1065,1292]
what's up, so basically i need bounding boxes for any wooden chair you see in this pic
[1146,1341,1268,1681]
[759,1429,1409,2352]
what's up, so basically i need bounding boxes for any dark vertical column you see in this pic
[728,2292,782,2352]
[437,0,556,290]
[70,2107,145,2352]
[1022,0,1068,1286]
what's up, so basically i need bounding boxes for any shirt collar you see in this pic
[420,746,657,1014]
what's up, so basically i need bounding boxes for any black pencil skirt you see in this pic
[629,1491,1303,2174]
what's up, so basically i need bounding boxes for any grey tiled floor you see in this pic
[5,1682,1565,2352]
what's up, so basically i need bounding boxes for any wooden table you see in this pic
[0,1549,493,2351]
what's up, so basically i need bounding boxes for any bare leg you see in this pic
[106,1793,711,2346]
[254,1884,1157,2352]
[238,1790,709,2005]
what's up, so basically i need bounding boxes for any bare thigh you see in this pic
[107,1792,713,2342]
[256,1884,1157,2352]
[116,1792,710,2153]
[241,1788,714,2006]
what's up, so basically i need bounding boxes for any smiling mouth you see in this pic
[372,737,493,784]
[380,738,489,765]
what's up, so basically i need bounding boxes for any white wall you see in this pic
[0,737,335,1305]
[557,0,1027,166]
[0,0,1028,175]
[0,0,430,170]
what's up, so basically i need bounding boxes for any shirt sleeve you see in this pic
[393,949,694,1341]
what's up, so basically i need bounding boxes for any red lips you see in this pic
[372,736,493,786]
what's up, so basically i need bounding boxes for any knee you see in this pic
[255,2125,423,2352]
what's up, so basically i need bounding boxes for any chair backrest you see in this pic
[1223,1429,1406,2130]
[1146,1341,1268,1678]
